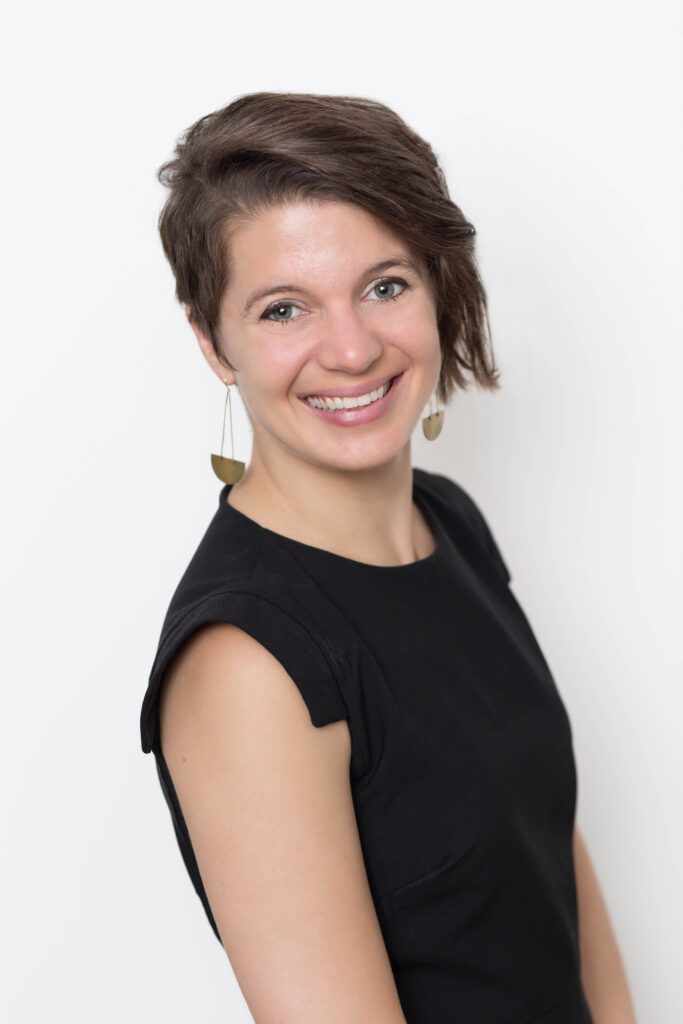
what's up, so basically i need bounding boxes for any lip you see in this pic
[299,372,404,427]
[298,372,399,400]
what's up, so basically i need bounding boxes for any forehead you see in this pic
[226,199,413,281]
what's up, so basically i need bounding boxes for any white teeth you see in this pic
[306,378,392,411]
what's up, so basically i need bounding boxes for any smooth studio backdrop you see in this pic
[2,1,680,1020]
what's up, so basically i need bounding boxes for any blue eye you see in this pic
[368,278,407,302]
[261,301,303,324]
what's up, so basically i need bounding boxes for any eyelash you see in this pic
[259,276,410,325]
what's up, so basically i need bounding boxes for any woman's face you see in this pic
[193,198,442,476]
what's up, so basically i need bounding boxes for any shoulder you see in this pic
[142,585,350,755]
[413,465,486,534]
[140,494,356,763]
[414,466,511,585]
[158,491,345,655]
[158,620,351,770]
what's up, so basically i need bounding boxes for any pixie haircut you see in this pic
[157,91,501,405]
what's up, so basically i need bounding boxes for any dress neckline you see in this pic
[218,468,445,572]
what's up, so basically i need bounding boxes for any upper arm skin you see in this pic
[573,825,638,1023]
[158,622,407,1024]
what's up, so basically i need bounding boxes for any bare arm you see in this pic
[158,622,407,1024]
[574,824,638,1023]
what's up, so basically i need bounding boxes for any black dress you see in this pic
[139,466,593,1024]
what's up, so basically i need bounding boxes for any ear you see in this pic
[185,306,237,387]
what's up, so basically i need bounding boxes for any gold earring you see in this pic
[422,392,444,440]
[211,379,246,483]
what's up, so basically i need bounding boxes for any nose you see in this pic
[314,301,384,375]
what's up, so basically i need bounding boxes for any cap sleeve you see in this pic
[140,589,349,754]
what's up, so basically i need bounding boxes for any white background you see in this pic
[2,1,680,1020]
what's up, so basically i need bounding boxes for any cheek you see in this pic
[391,302,440,360]
[240,344,306,402]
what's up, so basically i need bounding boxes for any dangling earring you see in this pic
[422,392,444,440]
[211,379,246,483]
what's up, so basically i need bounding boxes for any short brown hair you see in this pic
[157,91,501,404]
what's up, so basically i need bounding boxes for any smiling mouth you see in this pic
[303,374,398,412]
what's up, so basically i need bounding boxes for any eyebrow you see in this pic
[243,256,422,316]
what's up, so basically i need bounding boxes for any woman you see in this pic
[139,92,637,1023]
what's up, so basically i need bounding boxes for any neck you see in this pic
[226,443,434,566]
